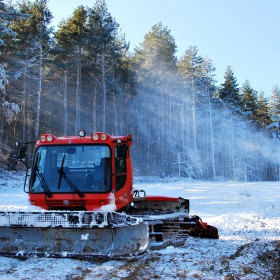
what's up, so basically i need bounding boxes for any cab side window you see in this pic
[115,147,127,191]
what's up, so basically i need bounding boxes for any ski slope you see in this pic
[0,171,279,279]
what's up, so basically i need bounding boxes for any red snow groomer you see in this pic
[0,131,218,259]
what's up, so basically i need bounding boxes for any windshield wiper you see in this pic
[33,153,52,198]
[57,154,84,198]
[59,173,84,198]
[57,154,65,190]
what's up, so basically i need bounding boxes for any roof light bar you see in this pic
[39,134,54,142]
[91,132,108,141]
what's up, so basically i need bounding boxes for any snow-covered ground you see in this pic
[0,171,279,279]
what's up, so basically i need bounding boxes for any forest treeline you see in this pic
[1,0,280,181]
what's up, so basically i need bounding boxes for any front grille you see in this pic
[47,200,86,210]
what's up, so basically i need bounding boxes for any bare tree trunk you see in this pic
[63,67,68,136]
[27,77,32,143]
[112,91,118,135]
[75,55,81,133]
[160,84,163,172]
[0,65,8,146]
[192,77,197,167]
[92,84,96,131]
[169,87,172,136]
[101,48,106,132]
[230,112,235,179]
[0,106,3,146]
[120,83,123,135]
[0,93,4,145]
[34,44,42,140]
[207,87,216,180]
[22,66,26,142]
[181,88,185,152]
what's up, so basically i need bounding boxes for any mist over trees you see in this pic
[0,0,279,181]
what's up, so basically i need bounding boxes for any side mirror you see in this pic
[16,142,26,159]
[117,144,128,158]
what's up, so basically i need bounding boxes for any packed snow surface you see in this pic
[0,171,279,279]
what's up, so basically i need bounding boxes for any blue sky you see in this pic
[42,1,280,96]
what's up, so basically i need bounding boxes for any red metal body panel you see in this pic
[34,133,132,149]
[145,195,179,202]
[29,193,116,211]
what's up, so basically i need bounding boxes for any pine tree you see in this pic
[177,46,204,178]
[7,0,53,141]
[255,90,272,129]
[218,66,241,112]
[86,0,128,132]
[133,22,177,85]
[132,22,177,176]
[240,80,258,122]
[201,57,217,180]
[55,5,87,133]
[269,84,280,140]
[178,46,203,85]
[216,66,242,180]
[0,1,28,147]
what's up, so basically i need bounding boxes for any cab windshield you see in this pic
[30,144,111,193]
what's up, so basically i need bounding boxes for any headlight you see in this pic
[78,130,86,137]
[92,133,98,140]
